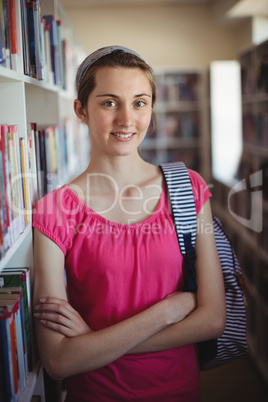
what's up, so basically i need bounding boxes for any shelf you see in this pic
[242,93,268,104]
[0,66,23,82]
[0,225,32,272]
[243,143,268,157]
[23,75,60,93]
[19,363,43,402]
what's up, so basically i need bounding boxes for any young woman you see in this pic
[32,46,226,401]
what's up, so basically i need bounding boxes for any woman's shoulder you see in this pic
[187,168,212,214]
[188,168,208,188]
[32,185,84,255]
[33,185,73,216]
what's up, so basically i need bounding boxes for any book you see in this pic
[1,0,11,69]
[0,153,4,260]
[26,1,37,78]
[43,15,60,85]
[33,0,44,80]
[27,123,38,205]
[0,305,14,401]
[20,0,30,75]
[0,124,12,251]
[0,4,4,66]
[0,320,7,401]
[0,0,6,67]
[56,20,64,88]
[19,137,31,225]
[8,0,17,71]
[0,298,19,397]
[8,125,26,238]
[0,291,27,392]
[44,20,53,84]
[0,267,33,372]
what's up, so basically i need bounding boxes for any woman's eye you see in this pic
[135,100,146,107]
[104,100,116,107]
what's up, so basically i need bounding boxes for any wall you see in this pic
[64,4,252,68]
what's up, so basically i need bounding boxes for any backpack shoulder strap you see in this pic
[159,161,197,291]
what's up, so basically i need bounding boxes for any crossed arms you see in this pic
[33,200,226,381]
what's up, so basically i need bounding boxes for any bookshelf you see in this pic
[210,39,268,385]
[0,0,88,400]
[141,68,211,182]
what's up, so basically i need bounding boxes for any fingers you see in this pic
[34,311,71,329]
[35,297,76,313]
[36,316,80,337]
[34,297,92,337]
[35,298,77,323]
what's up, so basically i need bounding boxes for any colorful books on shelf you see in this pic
[0,119,89,262]
[0,266,33,401]
[18,0,76,91]
[0,0,18,70]
[30,119,90,201]
[0,123,35,262]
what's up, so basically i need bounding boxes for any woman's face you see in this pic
[82,66,153,159]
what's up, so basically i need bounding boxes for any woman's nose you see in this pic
[116,105,133,127]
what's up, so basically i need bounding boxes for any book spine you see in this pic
[20,0,29,75]
[8,304,19,396]
[43,15,60,85]
[8,126,22,240]
[26,1,36,78]
[44,21,53,84]
[56,20,64,88]
[33,0,44,80]
[27,123,38,205]
[0,124,11,251]
[8,0,17,71]
[0,311,8,401]
[2,0,11,69]
[0,0,7,67]
[0,307,14,400]
[1,267,33,372]
[13,296,27,392]
[19,137,30,225]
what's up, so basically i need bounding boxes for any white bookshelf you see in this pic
[0,0,87,400]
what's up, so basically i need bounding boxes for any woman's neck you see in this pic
[85,153,151,190]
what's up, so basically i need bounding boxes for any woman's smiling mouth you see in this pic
[112,132,135,139]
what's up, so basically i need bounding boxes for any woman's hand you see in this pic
[34,297,92,337]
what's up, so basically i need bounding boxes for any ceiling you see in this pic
[60,0,216,8]
[60,0,268,20]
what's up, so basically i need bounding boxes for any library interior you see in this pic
[0,0,268,401]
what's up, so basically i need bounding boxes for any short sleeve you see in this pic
[188,169,212,215]
[32,186,77,255]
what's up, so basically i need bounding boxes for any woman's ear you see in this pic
[74,99,88,124]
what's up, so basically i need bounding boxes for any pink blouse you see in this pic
[32,169,211,402]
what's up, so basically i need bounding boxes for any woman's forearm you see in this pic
[37,292,192,381]
[129,303,226,354]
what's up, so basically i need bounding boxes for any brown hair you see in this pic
[76,51,156,109]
